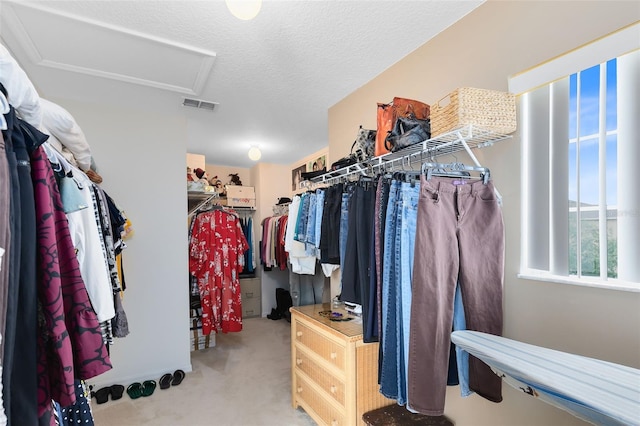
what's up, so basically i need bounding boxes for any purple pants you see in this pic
[408,176,504,415]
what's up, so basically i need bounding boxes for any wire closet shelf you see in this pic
[306,124,513,186]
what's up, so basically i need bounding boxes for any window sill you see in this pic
[517,271,640,293]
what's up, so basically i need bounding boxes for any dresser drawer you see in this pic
[240,278,261,299]
[242,296,261,318]
[294,320,346,372]
[295,372,345,426]
[294,347,345,406]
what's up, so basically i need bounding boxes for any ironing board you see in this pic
[450,330,640,426]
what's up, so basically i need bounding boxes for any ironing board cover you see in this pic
[451,330,640,426]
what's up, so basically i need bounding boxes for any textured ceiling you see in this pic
[0,0,483,168]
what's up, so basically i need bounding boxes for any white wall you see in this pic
[204,163,251,188]
[328,2,640,425]
[54,98,192,388]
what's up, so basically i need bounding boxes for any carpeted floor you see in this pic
[91,317,316,426]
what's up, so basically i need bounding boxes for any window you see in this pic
[511,23,639,291]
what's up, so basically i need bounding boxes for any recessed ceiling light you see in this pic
[248,146,261,161]
[225,0,262,21]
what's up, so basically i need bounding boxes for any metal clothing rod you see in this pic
[305,125,512,194]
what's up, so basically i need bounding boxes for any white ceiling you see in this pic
[0,0,483,168]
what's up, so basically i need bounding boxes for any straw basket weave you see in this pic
[431,87,517,136]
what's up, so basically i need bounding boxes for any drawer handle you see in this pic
[297,386,303,393]
[246,292,253,298]
[296,331,303,337]
[330,352,337,360]
[330,385,337,394]
[246,310,254,315]
[296,358,302,366]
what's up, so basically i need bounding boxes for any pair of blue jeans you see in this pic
[397,181,420,407]
[314,189,325,250]
[339,187,353,271]
[453,282,472,397]
[304,192,317,255]
[380,180,400,400]
[294,192,309,242]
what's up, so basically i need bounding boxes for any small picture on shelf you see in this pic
[307,155,326,172]
[292,164,306,191]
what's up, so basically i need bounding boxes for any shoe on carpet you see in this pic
[93,387,111,404]
[142,380,157,397]
[267,308,281,320]
[159,373,173,390]
[171,369,185,386]
[126,382,144,400]
[110,384,125,400]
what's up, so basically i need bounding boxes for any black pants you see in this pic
[2,126,19,425]
[320,183,342,264]
[10,119,38,425]
[340,184,375,320]
[2,111,38,425]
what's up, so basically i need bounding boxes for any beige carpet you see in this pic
[91,317,316,426]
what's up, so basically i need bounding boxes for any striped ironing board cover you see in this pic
[450,330,640,426]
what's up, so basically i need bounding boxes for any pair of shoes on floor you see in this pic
[91,384,125,404]
[159,369,185,390]
[267,308,282,320]
[126,380,156,399]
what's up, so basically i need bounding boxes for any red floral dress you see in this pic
[189,210,248,334]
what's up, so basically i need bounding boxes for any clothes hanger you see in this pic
[0,90,8,131]
[422,160,489,184]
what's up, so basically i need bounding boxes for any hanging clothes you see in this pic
[408,176,504,415]
[308,162,503,418]
[189,208,248,334]
[1,47,130,425]
[284,195,316,275]
[23,118,113,420]
[260,214,289,271]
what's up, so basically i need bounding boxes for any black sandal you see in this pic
[110,384,125,400]
[171,369,185,386]
[93,387,111,404]
[159,373,172,390]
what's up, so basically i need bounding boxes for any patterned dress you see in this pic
[28,135,111,420]
[189,209,248,334]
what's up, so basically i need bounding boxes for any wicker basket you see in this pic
[431,87,516,136]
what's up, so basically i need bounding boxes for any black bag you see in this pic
[331,125,377,171]
[384,114,431,152]
[301,168,327,180]
[351,126,376,161]
[330,154,358,171]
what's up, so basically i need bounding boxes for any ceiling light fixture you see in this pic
[248,146,262,161]
[225,0,262,21]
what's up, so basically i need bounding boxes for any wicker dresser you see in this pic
[291,304,394,426]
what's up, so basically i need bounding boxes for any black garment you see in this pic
[340,183,375,318]
[365,199,379,343]
[319,184,342,264]
[377,178,391,384]
[1,106,23,424]
[58,381,94,426]
[8,113,38,425]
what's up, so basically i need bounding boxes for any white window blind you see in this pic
[513,23,639,292]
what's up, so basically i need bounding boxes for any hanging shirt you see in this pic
[66,171,115,322]
[189,209,248,334]
[285,195,316,275]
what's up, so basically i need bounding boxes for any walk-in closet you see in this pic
[1,1,638,425]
